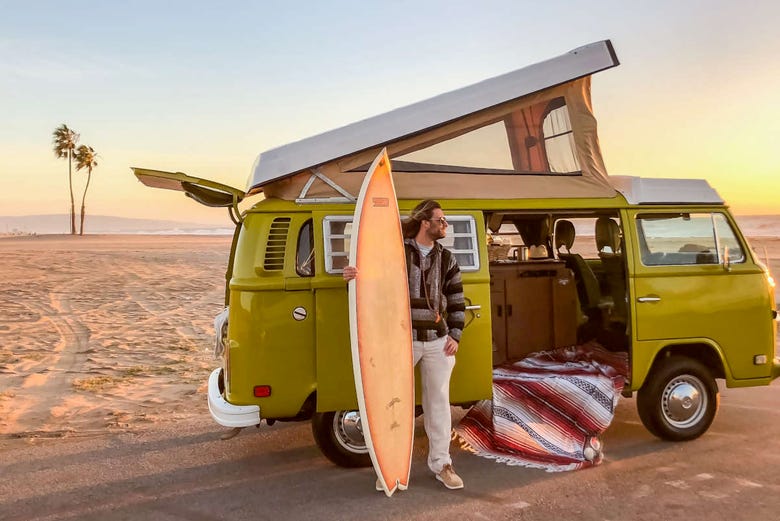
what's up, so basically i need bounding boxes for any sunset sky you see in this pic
[1,1,778,226]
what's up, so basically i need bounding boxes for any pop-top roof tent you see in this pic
[249,40,620,203]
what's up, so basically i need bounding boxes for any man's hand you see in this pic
[343,266,358,282]
[443,336,459,356]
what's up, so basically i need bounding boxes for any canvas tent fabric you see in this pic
[248,41,620,202]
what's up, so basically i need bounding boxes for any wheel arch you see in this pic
[638,341,727,389]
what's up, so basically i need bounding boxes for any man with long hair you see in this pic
[343,199,466,490]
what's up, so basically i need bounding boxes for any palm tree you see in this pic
[74,145,98,236]
[52,124,80,234]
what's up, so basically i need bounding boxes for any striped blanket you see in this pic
[454,342,628,472]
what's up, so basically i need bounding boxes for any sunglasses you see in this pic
[428,217,448,225]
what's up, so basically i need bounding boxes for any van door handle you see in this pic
[465,305,481,311]
[637,296,661,303]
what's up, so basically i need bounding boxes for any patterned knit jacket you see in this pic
[404,239,466,342]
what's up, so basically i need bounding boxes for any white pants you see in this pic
[413,335,456,474]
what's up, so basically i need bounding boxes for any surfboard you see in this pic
[348,149,414,497]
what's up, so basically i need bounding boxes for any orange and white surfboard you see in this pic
[348,149,414,497]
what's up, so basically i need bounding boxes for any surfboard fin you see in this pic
[376,477,408,497]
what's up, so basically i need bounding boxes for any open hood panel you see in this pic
[132,168,245,208]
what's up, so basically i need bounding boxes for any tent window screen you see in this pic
[393,97,580,175]
[541,99,579,173]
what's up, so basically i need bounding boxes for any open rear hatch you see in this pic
[132,167,246,224]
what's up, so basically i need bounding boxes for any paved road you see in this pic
[1,382,779,521]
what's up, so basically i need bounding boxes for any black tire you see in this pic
[637,356,719,441]
[311,411,371,468]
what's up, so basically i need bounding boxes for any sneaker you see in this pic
[435,464,464,490]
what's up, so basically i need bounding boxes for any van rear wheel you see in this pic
[637,356,719,441]
[311,410,371,468]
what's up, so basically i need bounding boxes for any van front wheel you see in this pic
[637,356,719,441]
[311,411,371,468]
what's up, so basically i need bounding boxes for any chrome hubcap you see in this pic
[333,410,368,453]
[661,375,707,428]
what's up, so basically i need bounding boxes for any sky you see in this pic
[1,0,779,226]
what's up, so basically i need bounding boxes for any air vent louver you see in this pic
[263,217,291,271]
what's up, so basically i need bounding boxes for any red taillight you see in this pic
[253,385,272,398]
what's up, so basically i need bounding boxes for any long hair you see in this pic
[402,199,441,239]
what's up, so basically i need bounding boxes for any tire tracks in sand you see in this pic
[1,290,92,436]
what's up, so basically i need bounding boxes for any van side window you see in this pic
[322,215,479,274]
[636,212,745,266]
[437,216,480,271]
[713,213,745,263]
[296,219,315,277]
[323,216,353,273]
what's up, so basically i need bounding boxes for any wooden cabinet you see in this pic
[490,261,578,366]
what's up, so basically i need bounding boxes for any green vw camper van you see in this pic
[133,41,779,467]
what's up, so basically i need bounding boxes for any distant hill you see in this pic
[0,214,233,235]
[2,213,778,237]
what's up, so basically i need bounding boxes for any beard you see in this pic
[427,227,446,241]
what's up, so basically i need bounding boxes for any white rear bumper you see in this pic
[207,368,261,428]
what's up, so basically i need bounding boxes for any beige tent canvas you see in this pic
[248,40,620,202]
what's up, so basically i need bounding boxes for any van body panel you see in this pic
[226,288,316,417]
[625,208,775,384]
[226,212,317,418]
[311,210,356,412]
[314,286,358,412]
[632,269,771,379]
[628,338,729,390]
[450,278,494,402]
[448,211,494,402]
[243,195,630,215]
[726,376,776,388]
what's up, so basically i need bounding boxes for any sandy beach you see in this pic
[0,235,231,438]
[1,233,778,439]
